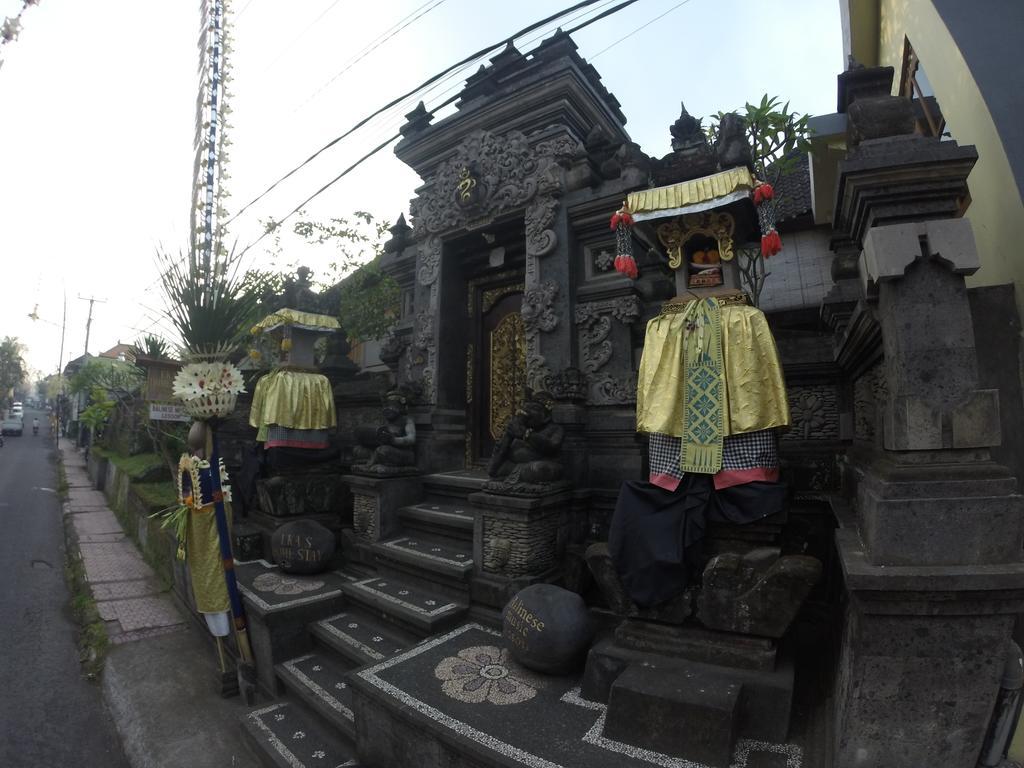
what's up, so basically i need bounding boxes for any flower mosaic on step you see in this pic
[252,572,325,596]
[434,646,544,705]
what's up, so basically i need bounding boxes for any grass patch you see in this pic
[101,450,166,482]
[133,481,178,511]
[63,518,109,680]
[56,461,69,502]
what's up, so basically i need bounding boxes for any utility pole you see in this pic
[77,294,107,357]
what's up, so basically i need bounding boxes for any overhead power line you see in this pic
[233,0,642,261]
[590,0,693,60]
[294,0,450,113]
[134,0,638,315]
[223,0,625,230]
[259,0,351,75]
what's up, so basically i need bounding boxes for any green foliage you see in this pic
[707,94,812,185]
[78,388,115,433]
[337,257,401,343]
[0,337,26,406]
[68,358,142,398]
[257,211,398,343]
[158,242,262,357]
[132,334,170,359]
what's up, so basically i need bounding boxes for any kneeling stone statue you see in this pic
[353,388,416,472]
[487,391,564,487]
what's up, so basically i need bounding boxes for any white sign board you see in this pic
[149,401,190,423]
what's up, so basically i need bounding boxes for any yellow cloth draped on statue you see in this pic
[636,299,790,437]
[177,455,231,615]
[249,369,337,432]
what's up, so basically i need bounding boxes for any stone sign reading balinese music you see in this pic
[502,584,593,674]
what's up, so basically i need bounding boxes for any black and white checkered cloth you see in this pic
[648,428,779,480]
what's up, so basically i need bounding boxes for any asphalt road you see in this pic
[0,409,129,767]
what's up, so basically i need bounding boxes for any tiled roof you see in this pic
[768,152,812,223]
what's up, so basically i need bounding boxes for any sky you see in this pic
[0,0,842,379]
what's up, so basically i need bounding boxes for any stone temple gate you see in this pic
[226,31,1024,768]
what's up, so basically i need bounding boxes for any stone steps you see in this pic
[310,609,415,668]
[397,500,475,542]
[421,470,488,502]
[275,652,356,741]
[241,700,360,768]
[371,532,474,582]
[339,574,467,636]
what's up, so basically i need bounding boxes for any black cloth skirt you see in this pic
[608,476,787,608]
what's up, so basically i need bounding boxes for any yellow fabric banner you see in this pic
[636,300,790,437]
[626,167,755,215]
[250,308,340,335]
[249,369,337,430]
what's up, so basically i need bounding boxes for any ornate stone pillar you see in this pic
[829,86,1024,768]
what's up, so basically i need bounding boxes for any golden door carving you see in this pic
[489,312,527,440]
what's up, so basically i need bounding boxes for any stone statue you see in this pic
[669,102,707,153]
[283,266,321,313]
[697,549,821,637]
[352,388,416,472]
[487,391,564,486]
[714,112,753,172]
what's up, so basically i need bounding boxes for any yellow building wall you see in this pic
[871,0,1024,324]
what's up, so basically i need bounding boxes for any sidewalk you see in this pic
[59,439,258,768]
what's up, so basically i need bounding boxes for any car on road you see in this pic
[2,413,23,436]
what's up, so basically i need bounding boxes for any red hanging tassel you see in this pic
[610,202,638,279]
[609,209,634,231]
[614,254,639,279]
[760,229,783,257]
[753,183,775,206]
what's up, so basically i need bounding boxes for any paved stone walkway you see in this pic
[60,441,185,644]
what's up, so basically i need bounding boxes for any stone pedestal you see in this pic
[344,473,422,546]
[467,489,568,608]
[583,634,795,744]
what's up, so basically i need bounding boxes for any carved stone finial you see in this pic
[383,213,412,254]
[400,101,433,137]
[670,102,707,151]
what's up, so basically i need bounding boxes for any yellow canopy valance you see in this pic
[250,308,340,335]
[627,167,755,222]
[249,369,337,431]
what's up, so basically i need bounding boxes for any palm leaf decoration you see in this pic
[158,243,261,360]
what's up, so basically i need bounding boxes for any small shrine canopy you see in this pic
[627,167,755,222]
[250,308,340,335]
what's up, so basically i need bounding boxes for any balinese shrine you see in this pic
[216,31,1024,768]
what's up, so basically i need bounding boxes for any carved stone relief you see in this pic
[574,296,641,402]
[525,196,558,257]
[783,385,841,441]
[588,373,638,405]
[409,128,576,237]
[522,280,560,393]
[854,363,887,443]
[417,235,442,286]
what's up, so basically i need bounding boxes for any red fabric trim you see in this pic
[264,439,329,450]
[714,467,779,490]
[649,473,682,491]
